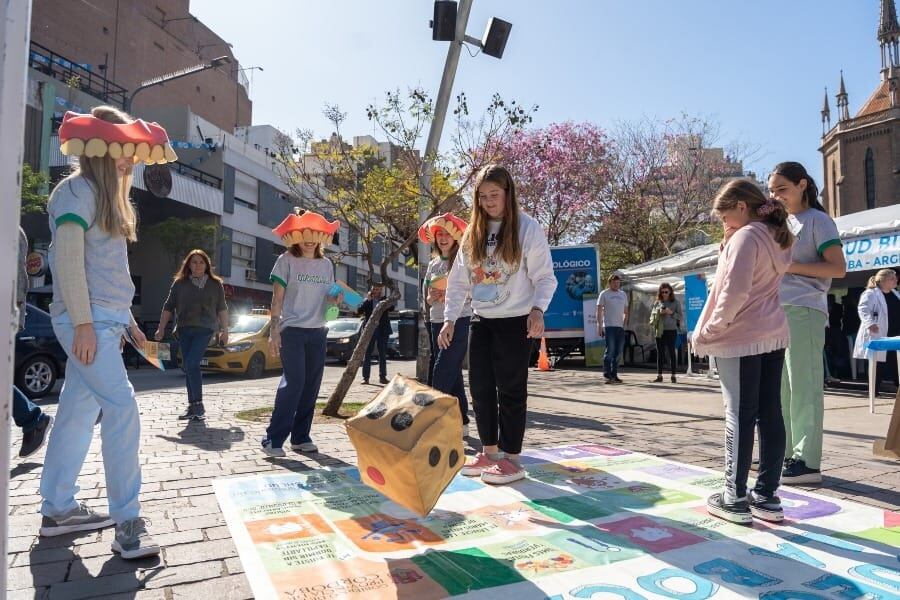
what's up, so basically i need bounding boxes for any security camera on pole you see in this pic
[416,0,513,381]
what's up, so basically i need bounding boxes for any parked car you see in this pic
[326,317,396,363]
[388,319,400,358]
[326,318,363,363]
[15,304,67,398]
[197,311,281,378]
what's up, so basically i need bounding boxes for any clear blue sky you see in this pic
[191,0,881,184]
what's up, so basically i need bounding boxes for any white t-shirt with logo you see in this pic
[597,288,628,328]
[270,253,334,331]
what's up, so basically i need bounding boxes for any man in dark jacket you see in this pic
[359,283,393,384]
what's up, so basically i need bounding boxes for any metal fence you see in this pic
[29,41,128,108]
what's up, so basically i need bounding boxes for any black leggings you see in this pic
[468,315,532,455]
[656,330,677,376]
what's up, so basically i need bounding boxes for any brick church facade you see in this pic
[820,0,900,217]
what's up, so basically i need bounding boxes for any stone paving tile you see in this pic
[168,573,253,600]
[141,560,224,589]
[162,539,238,567]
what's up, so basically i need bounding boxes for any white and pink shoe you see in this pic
[480,458,526,485]
[460,452,498,477]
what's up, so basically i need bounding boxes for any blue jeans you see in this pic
[41,316,142,523]
[178,326,214,404]
[430,318,470,425]
[362,330,388,381]
[13,385,43,432]
[266,327,327,447]
[603,326,625,378]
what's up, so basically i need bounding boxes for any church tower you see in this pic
[819,0,900,216]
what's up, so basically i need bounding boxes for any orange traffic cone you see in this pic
[537,337,552,371]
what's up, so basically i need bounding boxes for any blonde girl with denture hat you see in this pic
[39,105,176,559]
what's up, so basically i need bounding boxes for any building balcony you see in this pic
[29,42,127,108]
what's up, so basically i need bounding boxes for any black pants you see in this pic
[468,315,532,455]
[362,330,388,381]
[656,330,677,376]
[714,349,786,502]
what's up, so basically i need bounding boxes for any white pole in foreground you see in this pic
[1,1,34,597]
[416,0,474,382]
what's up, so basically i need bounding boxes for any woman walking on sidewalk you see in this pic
[155,250,229,421]
[261,210,341,457]
[39,106,175,559]
[769,162,846,485]
[692,179,793,524]
[650,282,682,383]
[421,212,471,438]
[439,165,557,485]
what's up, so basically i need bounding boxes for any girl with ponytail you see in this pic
[691,178,793,525]
[769,162,846,485]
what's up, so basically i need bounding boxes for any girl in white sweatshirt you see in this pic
[439,165,557,485]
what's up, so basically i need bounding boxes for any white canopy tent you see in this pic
[619,204,900,353]
[622,203,900,294]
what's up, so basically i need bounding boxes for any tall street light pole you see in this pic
[124,55,231,114]
[416,0,473,381]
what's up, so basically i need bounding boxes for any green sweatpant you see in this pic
[781,305,826,469]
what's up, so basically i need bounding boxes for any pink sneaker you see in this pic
[460,452,498,477]
[480,458,526,485]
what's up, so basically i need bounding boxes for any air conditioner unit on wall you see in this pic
[245,269,257,282]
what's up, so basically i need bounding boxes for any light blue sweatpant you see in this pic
[40,317,142,523]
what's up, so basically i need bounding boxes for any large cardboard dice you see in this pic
[346,375,463,516]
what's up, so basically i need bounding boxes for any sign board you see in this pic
[582,293,604,367]
[25,251,46,277]
[683,274,708,335]
[844,233,900,272]
[545,245,600,338]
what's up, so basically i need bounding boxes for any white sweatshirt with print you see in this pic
[443,210,557,322]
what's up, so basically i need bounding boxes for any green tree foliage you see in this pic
[21,164,50,214]
[146,218,219,271]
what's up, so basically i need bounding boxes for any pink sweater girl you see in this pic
[693,179,793,527]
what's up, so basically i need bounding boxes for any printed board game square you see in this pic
[525,494,617,523]
[595,515,708,553]
[245,513,331,544]
[575,444,632,456]
[544,527,645,566]
[410,547,526,595]
[641,463,708,480]
[779,490,842,520]
[334,513,443,552]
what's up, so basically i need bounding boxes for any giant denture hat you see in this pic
[58,111,178,165]
[273,208,341,247]
[417,212,468,244]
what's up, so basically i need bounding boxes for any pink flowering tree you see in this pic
[493,122,612,245]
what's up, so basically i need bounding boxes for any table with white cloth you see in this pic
[866,336,900,458]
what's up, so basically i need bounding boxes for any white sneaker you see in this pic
[462,424,470,439]
[261,438,285,457]
[291,442,318,453]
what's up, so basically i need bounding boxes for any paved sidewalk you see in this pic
[7,363,900,598]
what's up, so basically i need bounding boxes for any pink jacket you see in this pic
[692,221,791,359]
